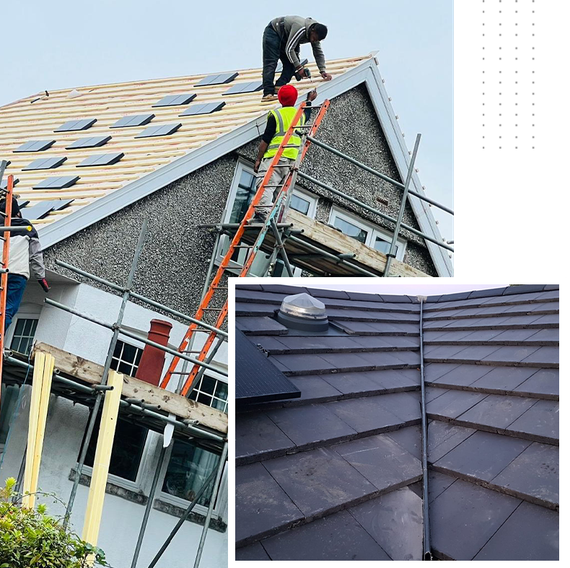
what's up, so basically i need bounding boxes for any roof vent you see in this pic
[277,293,329,331]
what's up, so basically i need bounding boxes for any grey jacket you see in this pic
[270,16,327,73]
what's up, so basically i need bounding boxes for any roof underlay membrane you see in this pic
[235,284,559,561]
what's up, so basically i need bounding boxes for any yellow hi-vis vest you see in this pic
[264,106,306,160]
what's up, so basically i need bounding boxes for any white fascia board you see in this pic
[364,64,453,276]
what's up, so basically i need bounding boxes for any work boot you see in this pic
[261,94,278,103]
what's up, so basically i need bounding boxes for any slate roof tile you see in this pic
[473,501,559,560]
[263,447,378,517]
[261,509,391,560]
[235,462,304,545]
[235,284,558,560]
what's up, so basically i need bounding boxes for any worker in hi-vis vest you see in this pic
[252,84,317,222]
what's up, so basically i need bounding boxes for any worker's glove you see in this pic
[38,278,50,293]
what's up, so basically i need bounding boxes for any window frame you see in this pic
[329,206,407,261]
[158,440,227,519]
[79,338,149,491]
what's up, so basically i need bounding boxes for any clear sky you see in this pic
[2,0,453,240]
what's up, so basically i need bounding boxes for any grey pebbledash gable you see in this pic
[45,85,438,312]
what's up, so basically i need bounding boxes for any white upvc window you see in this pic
[329,207,406,261]
[218,161,319,276]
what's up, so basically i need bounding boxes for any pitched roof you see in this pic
[0,55,452,275]
[235,284,558,561]
[0,56,366,230]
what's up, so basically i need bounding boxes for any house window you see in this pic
[330,207,406,261]
[111,340,143,377]
[82,412,148,483]
[289,188,317,218]
[228,167,257,224]
[162,439,222,508]
[80,340,147,483]
[188,375,228,414]
[10,318,39,355]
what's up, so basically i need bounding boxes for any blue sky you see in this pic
[2,0,453,240]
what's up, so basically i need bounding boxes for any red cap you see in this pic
[278,84,298,107]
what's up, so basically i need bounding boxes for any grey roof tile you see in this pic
[262,509,391,560]
[428,470,457,503]
[520,346,559,366]
[426,389,488,419]
[433,430,531,481]
[506,400,559,442]
[425,363,461,382]
[349,488,423,560]
[457,395,537,430]
[384,425,422,459]
[376,391,421,422]
[270,353,336,374]
[428,363,493,386]
[235,542,270,560]
[264,447,377,517]
[367,368,420,389]
[266,404,356,447]
[514,369,559,398]
[527,328,559,342]
[321,371,387,395]
[235,316,287,335]
[473,501,558,560]
[235,462,303,544]
[469,366,538,391]
[236,413,294,461]
[334,434,422,491]
[445,344,503,361]
[430,479,521,560]
[427,421,477,463]
[287,376,342,402]
[491,442,558,507]
[480,345,541,364]
[328,396,406,433]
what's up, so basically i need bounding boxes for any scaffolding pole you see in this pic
[384,134,421,277]
[64,220,148,527]
[147,442,227,568]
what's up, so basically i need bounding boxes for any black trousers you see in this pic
[262,24,298,95]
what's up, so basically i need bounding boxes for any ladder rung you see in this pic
[233,245,253,249]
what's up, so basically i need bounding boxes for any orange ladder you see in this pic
[160,100,330,394]
[0,166,15,401]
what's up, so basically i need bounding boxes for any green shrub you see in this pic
[0,478,109,567]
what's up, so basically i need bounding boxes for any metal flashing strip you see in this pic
[419,296,432,560]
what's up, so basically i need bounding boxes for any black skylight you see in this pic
[13,140,56,153]
[179,101,226,117]
[33,176,80,190]
[223,81,263,96]
[66,136,111,149]
[111,114,155,128]
[23,157,67,171]
[134,123,181,138]
[55,118,97,132]
[236,329,301,406]
[77,152,124,167]
[152,94,196,107]
[195,72,239,87]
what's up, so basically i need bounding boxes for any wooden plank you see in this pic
[82,369,123,550]
[22,352,55,509]
[33,342,227,435]
[286,210,430,277]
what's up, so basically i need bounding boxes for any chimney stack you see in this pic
[135,319,173,387]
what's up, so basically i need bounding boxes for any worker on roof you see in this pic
[252,85,317,222]
[261,16,332,102]
[0,197,49,333]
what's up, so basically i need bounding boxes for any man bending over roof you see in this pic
[261,15,332,102]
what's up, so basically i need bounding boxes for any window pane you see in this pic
[333,217,368,243]
[290,194,310,215]
[201,376,217,395]
[111,340,143,377]
[10,319,38,356]
[83,413,148,482]
[374,236,391,254]
[162,439,221,506]
[229,169,256,223]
